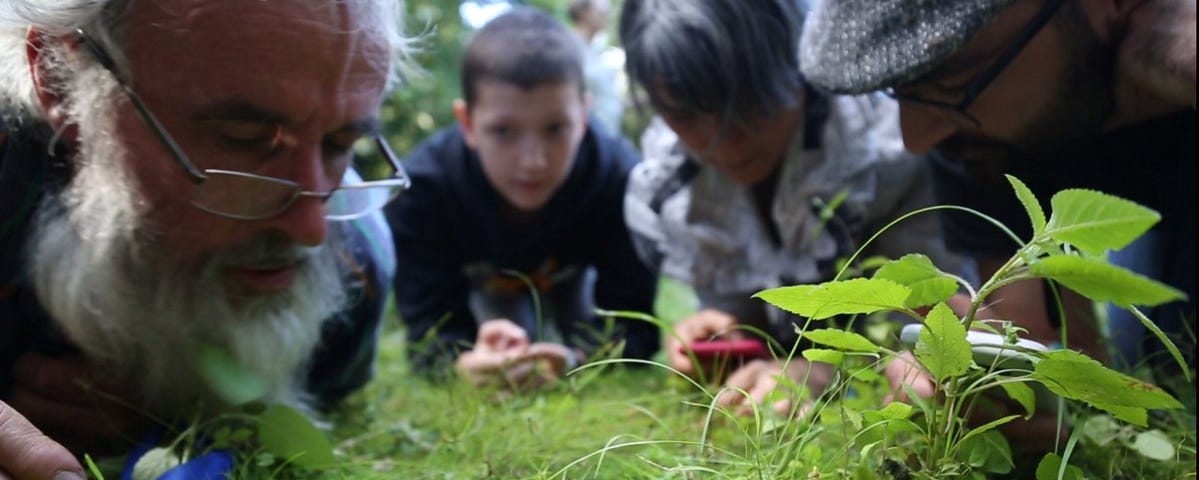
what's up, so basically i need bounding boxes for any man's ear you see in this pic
[27,28,75,138]
[1079,0,1123,41]
[452,98,478,148]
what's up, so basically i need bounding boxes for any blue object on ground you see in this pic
[121,428,234,480]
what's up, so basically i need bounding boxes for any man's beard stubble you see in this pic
[26,63,349,421]
[938,3,1115,166]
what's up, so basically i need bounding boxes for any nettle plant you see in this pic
[754,175,1188,478]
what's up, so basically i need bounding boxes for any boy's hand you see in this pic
[0,399,84,480]
[715,359,833,418]
[456,319,578,392]
[668,309,741,377]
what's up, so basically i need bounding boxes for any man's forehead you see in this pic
[126,0,384,47]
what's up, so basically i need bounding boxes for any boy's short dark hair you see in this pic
[619,0,805,128]
[461,7,585,107]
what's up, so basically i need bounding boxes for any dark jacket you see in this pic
[384,123,659,372]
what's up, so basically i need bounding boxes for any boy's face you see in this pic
[457,79,589,212]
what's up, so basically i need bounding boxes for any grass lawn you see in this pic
[308,278,1195,479]
[100,278,1195,479]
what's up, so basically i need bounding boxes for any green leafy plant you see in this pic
[754,175,1188,478]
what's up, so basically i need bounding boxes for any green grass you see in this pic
[92,277,1196,479]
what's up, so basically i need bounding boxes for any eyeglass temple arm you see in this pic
[74,28,207,182]
[373,136,411,189]
[958,0,1067,108]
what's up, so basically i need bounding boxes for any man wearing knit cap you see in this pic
[801,0,1195,384]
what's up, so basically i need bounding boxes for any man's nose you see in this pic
[898,103,959,154]
[265,148,334,247]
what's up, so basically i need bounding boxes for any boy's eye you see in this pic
[545,123,566,136]
[486,125,513,139]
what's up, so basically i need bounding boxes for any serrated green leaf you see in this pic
[1128,429,1175,461]
[1030,255,1186,307]
[1007,175,1046,236]
[1035,453,1084,480]
[801,329,880,353]
[257,405,336,469]
[872,254,959,308]
[998,381,1036,419]
[801,348,845,366]
[958,429,1012,474]
[1044,189,1159,254]
[196,344,268,406]
[754,278,910,320]
[915,303,972,381]
[1032,350,1182,426]
[1106,404,1149,426]
[866,401,914,421]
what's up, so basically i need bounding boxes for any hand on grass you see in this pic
[667,309,741,378]
[456,319,578,392]
[0,400,83,480]
[8,352,152,456]
[715,359,832,418]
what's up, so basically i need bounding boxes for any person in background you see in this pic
[385,7,658,392]
[0,0,409,458]
[619,0,972,417]
[801,0,1194,375]
[568,0,625,135]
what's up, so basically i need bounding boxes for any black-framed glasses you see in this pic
[884,0,1067,127]
[75,28,411,221]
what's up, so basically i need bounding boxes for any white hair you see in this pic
[0,0,414,131]
[3,0,405,420]
[26,60,353,418]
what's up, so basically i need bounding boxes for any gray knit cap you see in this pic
[799,0,1017,94]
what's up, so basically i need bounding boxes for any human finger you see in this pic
[521,343,574,377]
[0,400,85,480]
[476,319,528,353]
[883,351,936,404]
[669,309,740,374]
[715,360,769,411]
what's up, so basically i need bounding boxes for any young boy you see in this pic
[384,8,658,390]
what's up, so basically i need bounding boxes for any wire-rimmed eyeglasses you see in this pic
[75,28,411,221]
[884,0,1067,128]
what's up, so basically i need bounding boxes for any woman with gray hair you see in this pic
[620,0,972,417]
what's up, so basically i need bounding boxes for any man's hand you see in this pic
[715,359,833,418]
[0,399,84,480]
[455,319,578,392]
[8,353,152,456]
[667,309,741,378]
[883,351,1066,453]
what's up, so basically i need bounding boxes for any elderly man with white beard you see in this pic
[0,0,410,470]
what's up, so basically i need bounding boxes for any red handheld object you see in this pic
[682,339,769,360]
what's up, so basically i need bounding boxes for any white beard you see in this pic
[26,62,348,420]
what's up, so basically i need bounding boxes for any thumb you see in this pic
[0,400,84,480]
